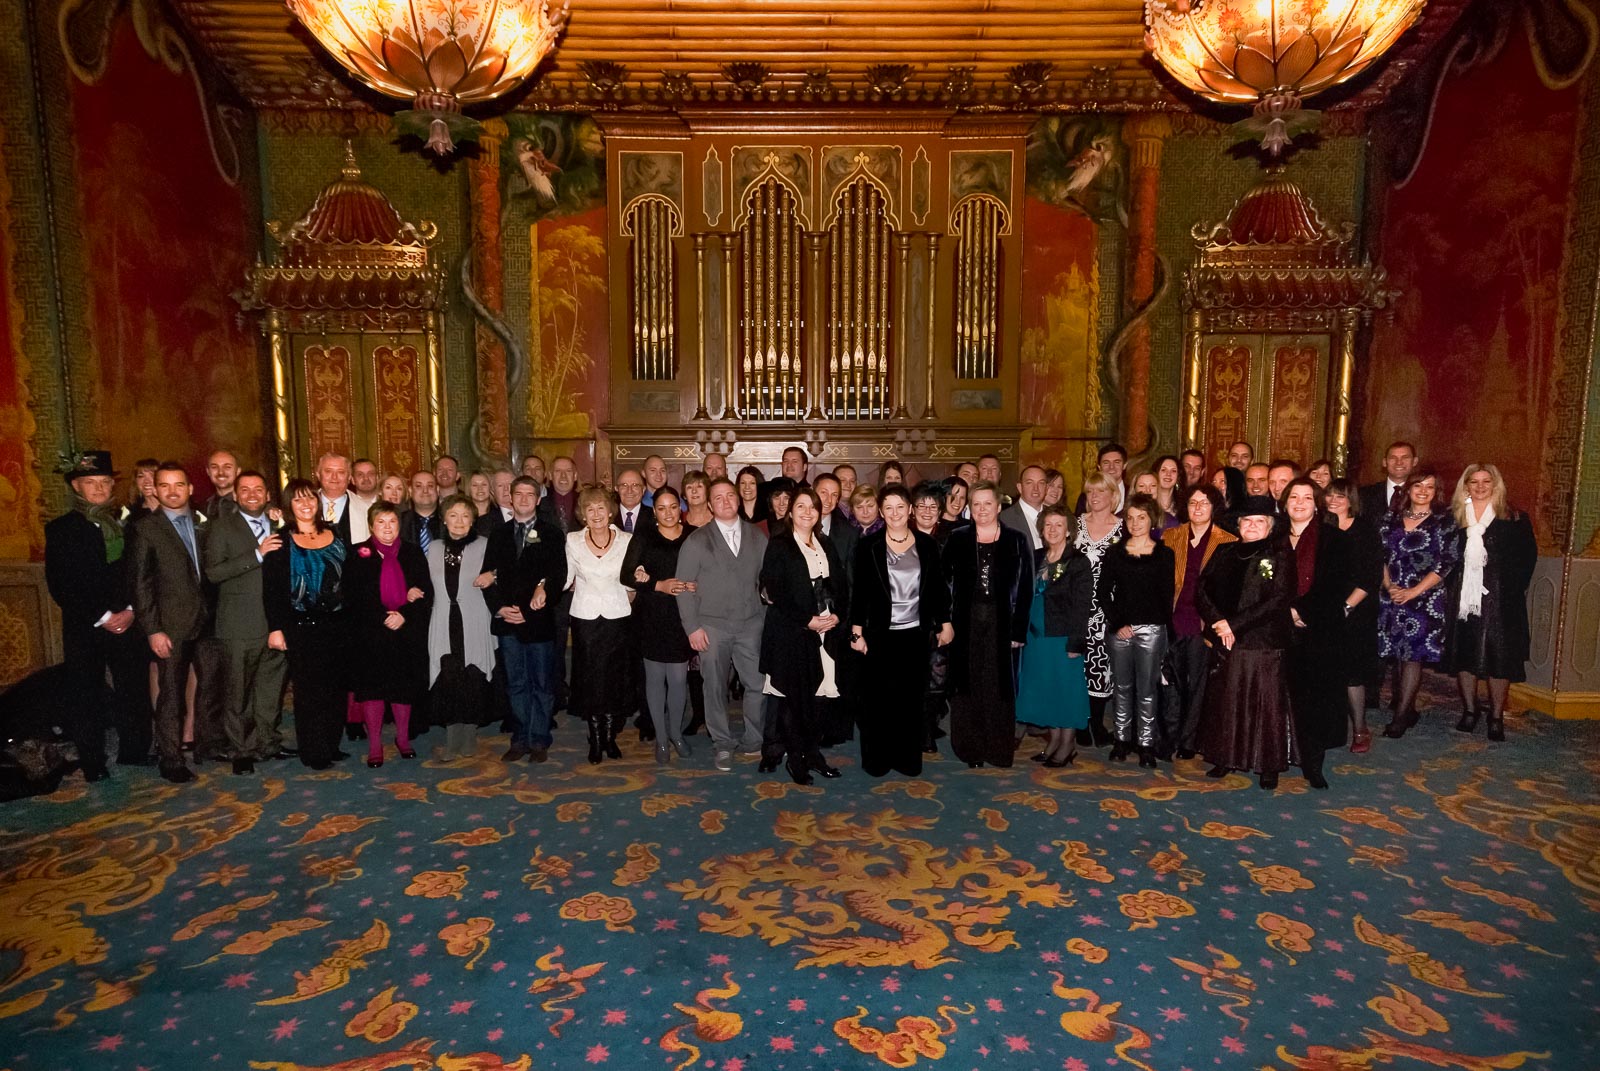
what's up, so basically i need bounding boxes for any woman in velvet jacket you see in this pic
[758,487,850,784]
[943,481,1033,768]
[1282,478,1350,790]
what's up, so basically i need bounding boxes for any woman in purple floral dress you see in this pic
[1378,469,1458,738]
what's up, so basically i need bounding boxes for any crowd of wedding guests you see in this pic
[44,437,1536,791]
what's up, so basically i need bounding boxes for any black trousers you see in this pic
[1159,632,1211,753]
[286,616,350,767]
[551,590,573,708]
[62,621,151,768]
[762,693,828,765]
[950,603,1015,768]
[860,628,928,777]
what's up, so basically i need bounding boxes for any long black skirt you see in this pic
[571,616,638,721]
[1199,647,1298,775]
[950,602,1015,768]
[860,628,928,778]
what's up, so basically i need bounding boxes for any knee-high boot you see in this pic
[586,717,603,765]
[606,713,626,759]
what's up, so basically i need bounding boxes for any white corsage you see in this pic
[1257,557,1274,580]
[524,526,541,545]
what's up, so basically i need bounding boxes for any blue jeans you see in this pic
[498,636,556,749]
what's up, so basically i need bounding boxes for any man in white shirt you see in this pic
[315,453,363,544]
[675,478,769,771]
[1000,464,1047,555]
[1361,441,1417,518]
[349,457,380,533]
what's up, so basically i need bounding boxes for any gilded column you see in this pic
[1121,114,1171,457]
[1182,309,1204,453]
[924,233,940,419]
[719,233,741,420]
[469,117,510,457]
[892,232,912,419]
[267,310,297,484]
[693,233,711,419]
[1330,308,1359,477]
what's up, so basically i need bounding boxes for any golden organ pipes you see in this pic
[826,177,893,420]
[952,194,1005,380]
[623,196,679,381]
[738,178,805,420]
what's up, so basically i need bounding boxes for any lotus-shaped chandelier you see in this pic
[1143,0,1428,154]
[287,0,570,154]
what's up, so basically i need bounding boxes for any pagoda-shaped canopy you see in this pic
[238,144,442,330]
[1184,169,1397,314]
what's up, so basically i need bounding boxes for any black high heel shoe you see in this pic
[1382,709,1418,739]
[807,754,841,779]
[1137,747,1157,769]
[1109,742,1130,763]
[586,720,603,765]
[758,756,780,774]
[1042,751,1076,769]
[1259,771,1279,790]
[1206,764,1229,779]
[1455,701,1481,734]
[785,756,813,786]
[1486,707,1506,742]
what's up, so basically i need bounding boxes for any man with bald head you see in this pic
[1227,441,1255,471]
[205,450,241,518]
[701,452,728,481]
[1244,462,1271,498]
[642,455,669,507]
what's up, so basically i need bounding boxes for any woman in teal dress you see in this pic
[1017,503,1094,766]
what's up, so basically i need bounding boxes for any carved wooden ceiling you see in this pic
[168,0,1471,113]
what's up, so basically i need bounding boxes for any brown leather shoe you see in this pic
[502,745,530,762]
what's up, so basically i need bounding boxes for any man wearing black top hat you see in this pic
[44,450,153,779]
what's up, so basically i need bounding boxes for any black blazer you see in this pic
[399,508,443,548]
[129,509,211,642]
[849,529,951,643]
[759,532,850,701]
[1036,552,1094,655]
[615,502,656,537]
[484,517,568,642]
[1358,480,1398,523]
[45,511,133,632]
[343,538,432,703]
[822,509,860,588]
[942,525,1032,695]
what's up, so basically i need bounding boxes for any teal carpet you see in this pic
[1,706,1596,1071]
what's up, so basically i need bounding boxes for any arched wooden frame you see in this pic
[621,194,683,381]
[737,175,805,420]
[949,193,1010,380]
[825,173,895,420]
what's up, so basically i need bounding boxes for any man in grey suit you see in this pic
[202,470,289,775]
[129,461,213,783]
[999,465,1047,566]
[676,477,769,771]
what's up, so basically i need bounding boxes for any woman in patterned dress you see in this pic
[1378,469,1459,738]
[1074,471,1124,747]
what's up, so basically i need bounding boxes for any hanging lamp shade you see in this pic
[286,0,569,154]
[1143,0,1427,153]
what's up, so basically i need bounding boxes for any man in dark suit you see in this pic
[676,477,769,772]
[537,456,583,713]
[129,461,213,783]
[780,446,811,488]
[400,470,443,552]
[614,468,655,536]
[204,449,241,519]
[1359,440,1417,520]
[977,454,1013,508]
[315,453,359,545]
[201,470,289,774]
[44,450,150,780]
[814,473,858,585]
[1000,464,1048,564]
[485,476,568,762]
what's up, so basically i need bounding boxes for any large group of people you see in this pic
[43,436,1536,792]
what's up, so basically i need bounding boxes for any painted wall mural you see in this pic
[0,122,44,560]
[1020,118,1113,487]
[1362,27,1586,549]
[67,19,264,494]
[500,116,608,459]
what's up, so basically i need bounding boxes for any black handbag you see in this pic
[812,575,838,617]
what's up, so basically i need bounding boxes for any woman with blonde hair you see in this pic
[566,484,636,763]
[1073,470,1123,746]
[1441,464,1536,741]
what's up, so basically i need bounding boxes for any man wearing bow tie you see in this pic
[201,470,290,774]
[129,461,213,783]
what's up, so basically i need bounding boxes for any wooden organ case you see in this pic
[597,113,1031,474]
[1180,170,1396,475]
[238,146,446,482]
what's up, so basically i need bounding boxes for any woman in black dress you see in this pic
[344,501,431,767]
[1442,464,1537,742]
[944,481,1032,768]
[1197,495,1296,789]
[850,485,953,777]
[911,481,954,752]
[620,488,696,762]
[263,478,350,770]
[760,488,849,784]
[1324,477,1382,752]
[1283,478,1348,789]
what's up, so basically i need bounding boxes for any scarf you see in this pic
[72,494,125,563]
[1459,500,1493,619]
[372,538,407,611]
[1292,520,1319,598]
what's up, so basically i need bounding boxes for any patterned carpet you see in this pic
[1,703,1597,1071]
